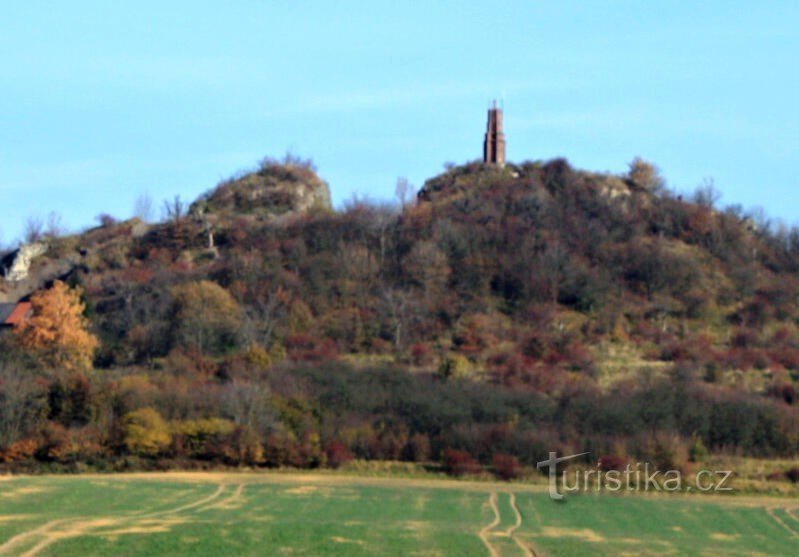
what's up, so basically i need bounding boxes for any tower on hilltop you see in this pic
[483,101,506,167]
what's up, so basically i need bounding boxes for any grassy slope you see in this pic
[0,473,796,556]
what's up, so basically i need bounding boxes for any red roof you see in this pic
[4,302,31,326]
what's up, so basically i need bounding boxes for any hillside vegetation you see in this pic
[1,155,798,476]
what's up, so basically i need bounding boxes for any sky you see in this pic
[1,1,798,244]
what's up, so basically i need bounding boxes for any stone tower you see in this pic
[483,101,506,166]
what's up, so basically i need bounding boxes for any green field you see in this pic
[0,472,797,556]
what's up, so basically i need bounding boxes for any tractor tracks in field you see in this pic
[478,492,536,557]
[0,520,71,556]
[478,493,502,557]
[0,483,247,557]
[765,506,799,539]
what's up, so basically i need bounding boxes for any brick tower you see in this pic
[483,101,506,166]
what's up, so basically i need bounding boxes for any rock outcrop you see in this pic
[192,159,332,218]
[1,242,47,282]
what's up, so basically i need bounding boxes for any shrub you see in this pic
[225,427,265,465]
[689,436,709,463]
[171,280,243,355]
[37,423,105,463]
[172,418,236,459]
[122,407,172,456]
[285,334,339,362]
[403,433,431,463]
[598,454,629,472]
[786,467,799,484]
[324,440,354,468]
[652,434,689,471]
[409,343,436,367]
[442,448,481,476]
[0,438,38,463]
[492,453,522,481]
[437,354,472,380]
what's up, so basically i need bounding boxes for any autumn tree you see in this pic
[627,157,664,192]
[122,407,171,456]
[171,280,243,355]
[15,281,99,372]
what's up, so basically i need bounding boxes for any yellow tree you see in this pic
[171,280,242,355]
[15,281,99,371]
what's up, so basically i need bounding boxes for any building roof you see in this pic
[6,302,31,326]
[0,302,31,327]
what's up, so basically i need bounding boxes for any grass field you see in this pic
[0,472,797,556]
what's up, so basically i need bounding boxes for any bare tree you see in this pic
[162,195,187,223]
[395,177,415,209]
[692,179,721,209]
[45,211,65,238]
[380,288,413,351]
[134,192,154,222]
[221,381,276,435]
[24,215,45,243]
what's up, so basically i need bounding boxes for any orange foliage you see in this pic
[14,281,99,372]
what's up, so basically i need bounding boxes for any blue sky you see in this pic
[2,1,798,244]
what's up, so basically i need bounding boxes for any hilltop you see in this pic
[0,155,797,474]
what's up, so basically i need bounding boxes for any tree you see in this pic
[122,407,171,456]
[133,192,154,222]
[0,362,46,449]
[162,195,187,222]
[395,177,414,209]
[24,215,44,243]
[628,157,664,192]
[171,280,243,355]
[15,281,99,372]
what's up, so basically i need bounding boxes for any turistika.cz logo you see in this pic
[536,452,733,500]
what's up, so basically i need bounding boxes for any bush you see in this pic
[122,407,172,456]
[437,354,472,380]
[492,453,522,481]
[226,427,265,465]
[598,454,629,472]
[172,418,236,459]
[786,467,799,484]
[403,433,431,463]
[442,448,481,476]
[324,440,354,468]
[285,334,340,362]
[0,438,38,463]
[688,436,709,463]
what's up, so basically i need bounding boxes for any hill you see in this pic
[0,155,798,475]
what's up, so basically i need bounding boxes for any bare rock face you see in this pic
[192,159,332,218]
[2,242,48,282]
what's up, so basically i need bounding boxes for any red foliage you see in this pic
[492,453,523,481]
[165,347,219,377]
[768,347,799,371]
[324,440,354,468]
[410,342,436,367]
[598,454,629,472]
[660,333,714,364]
[285,334,340,362]
[442,448,482,476]
[0,438,38,463]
